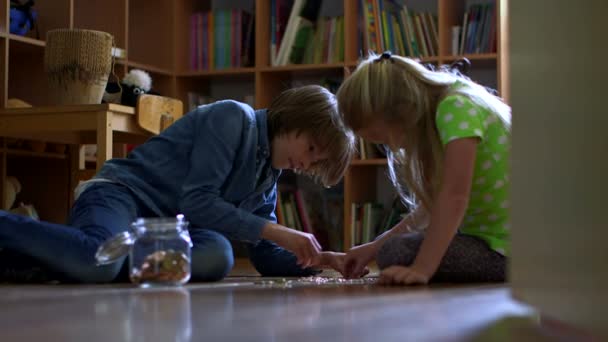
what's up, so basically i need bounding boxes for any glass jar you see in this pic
[96,214,192,287]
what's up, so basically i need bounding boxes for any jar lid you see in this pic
[95,231,136,265]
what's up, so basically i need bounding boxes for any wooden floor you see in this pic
[0,259,595,341]
[1,261,567,342]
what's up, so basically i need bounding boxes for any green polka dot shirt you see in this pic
[435,93,510,256]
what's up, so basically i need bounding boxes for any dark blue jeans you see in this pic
[0,182,233,283]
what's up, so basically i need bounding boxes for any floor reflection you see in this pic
[0,282,541,342]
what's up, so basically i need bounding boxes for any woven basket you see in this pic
[44,29,114,104]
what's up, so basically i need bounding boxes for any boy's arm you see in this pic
[178,102,268,243]
[252,184,278,223]
[253,186,323,267]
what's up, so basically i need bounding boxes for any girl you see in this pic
[336,53,511,285]
[0,85,355,283]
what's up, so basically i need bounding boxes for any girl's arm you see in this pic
[410,137,478,278]
[342,206,427,278]
[374,205,429,246]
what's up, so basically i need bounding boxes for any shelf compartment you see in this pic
[6,155,70,224]
[0,2,6,33]
[126,61,173,76]
[258,64,344,79]
[8,39,49,106]
[125,67,176,101]
[439,0,497,57]
[3,147,67,160]
[175,0,256,74]
[258,63,346,73]
[73,0,127,50]
[0,37,5,108]
[22,0,71,41]
[176,75,255,113]
[343,166,383,249]
[178,67,256,78]
[256,67,343,107]
[129,0,174,71]
[355,0,440,60]
[175,0,211,74]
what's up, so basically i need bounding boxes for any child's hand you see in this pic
[316,251,346,273]
[378,265,430,286]
[343,242,379,279]
[262,223,322,268]
[316,252,370,277]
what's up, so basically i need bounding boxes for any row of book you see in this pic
[189,9,255,70]
[359,0,438,58]
[351,202,384,246]
[277,191,410,250]
[451,1,497,55]
[276,187,336,250]
[276,180,346,252]
[276,189,312,234]
[276,185,412,249]
[189,2,496,71]
[271,0,345,66]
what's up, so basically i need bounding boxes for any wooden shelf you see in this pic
[3,148,67,160]
[7,34,45,47]
[442,53,498,61]
[0,0,506,249]
[351,158,388,166]
[258,63,346,73]
[418,56,441,62]
[115,58,127,66]
[178,67,256,77]
[126,61,173,76]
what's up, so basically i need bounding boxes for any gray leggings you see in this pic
[376,233,506,282]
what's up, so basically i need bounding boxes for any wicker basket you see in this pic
[44,29,114,105]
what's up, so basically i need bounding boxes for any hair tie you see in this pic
[449,58,471,75]
[374,51,394,64]
[423,58,471,76]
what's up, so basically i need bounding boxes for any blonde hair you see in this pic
[268,85,356,186]
[336,53,511,211]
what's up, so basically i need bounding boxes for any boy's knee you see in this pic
[190,232,234,282]
[72,262,123,283]
[376,234,422,270]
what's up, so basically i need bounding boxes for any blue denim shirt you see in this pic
[95,100,280,242]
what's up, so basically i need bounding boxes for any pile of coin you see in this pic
[130,249,190,284]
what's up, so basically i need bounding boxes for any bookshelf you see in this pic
[1,0,507,251]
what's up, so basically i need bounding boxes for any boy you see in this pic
[0,85,355,282]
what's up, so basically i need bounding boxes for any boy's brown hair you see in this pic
[267,85,356,186]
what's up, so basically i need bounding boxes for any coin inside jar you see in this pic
[131,249,190,284]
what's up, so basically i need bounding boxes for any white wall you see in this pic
[509,0,608,337]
